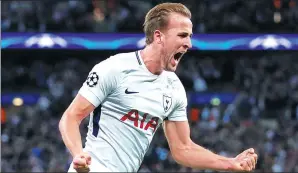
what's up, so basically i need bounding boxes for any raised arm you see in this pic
[163,120,258,172]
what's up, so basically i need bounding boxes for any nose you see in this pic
[184,37,192,49]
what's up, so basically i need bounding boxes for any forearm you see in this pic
[59,113,84,157]
[173,142,233,171]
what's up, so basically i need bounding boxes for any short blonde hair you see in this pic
[143,3,191,45]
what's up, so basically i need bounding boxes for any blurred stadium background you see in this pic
[1,0,298,172]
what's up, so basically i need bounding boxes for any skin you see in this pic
[59,12,258,173]
[141,12,193,74]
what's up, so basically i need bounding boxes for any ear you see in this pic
[153,30,163,44]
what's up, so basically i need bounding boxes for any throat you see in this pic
[140,49,163,75]
[143,60,163,75]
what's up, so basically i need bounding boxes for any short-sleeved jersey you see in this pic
[78,50,188,172]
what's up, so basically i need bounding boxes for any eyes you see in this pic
[178,33,193,38]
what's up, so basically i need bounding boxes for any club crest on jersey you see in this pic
[163,95,172,112]
[86,72,99,87]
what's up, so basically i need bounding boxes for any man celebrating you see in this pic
[59,2,258,172]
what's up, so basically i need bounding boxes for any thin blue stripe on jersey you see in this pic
[92,105,102,137]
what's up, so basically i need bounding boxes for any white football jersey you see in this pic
[78,50,188,172]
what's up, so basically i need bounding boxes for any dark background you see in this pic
[2,0,298,172]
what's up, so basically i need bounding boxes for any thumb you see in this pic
[233,160,244,171]
[80,153,92,165]
[73,157,87,166]
[85,155,91,165]
[247,148,255,154]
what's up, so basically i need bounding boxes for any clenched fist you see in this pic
[72,152,91,173]
[229,148,258,172]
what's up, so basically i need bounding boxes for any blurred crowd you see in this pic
[2,51,298,172]
[2,0,298,33]
[2,0,298,172]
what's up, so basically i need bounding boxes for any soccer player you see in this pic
[59,2,258,172]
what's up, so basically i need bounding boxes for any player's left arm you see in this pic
[163,120,233,171]
[164,120,259,172]
[163,82,257,172]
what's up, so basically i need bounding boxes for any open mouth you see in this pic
[174,52,184,61]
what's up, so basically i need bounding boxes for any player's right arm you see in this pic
[59,94,95,157]
[59,57,121,170]
[59,94,94,170]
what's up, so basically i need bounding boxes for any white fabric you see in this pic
[77,51,188,172]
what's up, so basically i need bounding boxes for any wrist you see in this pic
[219,157,235,171]
[72,149,84,158]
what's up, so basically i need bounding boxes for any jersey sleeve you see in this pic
[167,84,188,121]
[78,58,120,107]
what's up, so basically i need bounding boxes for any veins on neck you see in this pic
[140,46,164,75]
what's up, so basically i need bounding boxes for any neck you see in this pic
[140,45,164,75]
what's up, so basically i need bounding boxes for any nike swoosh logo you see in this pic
[125,88,139,94]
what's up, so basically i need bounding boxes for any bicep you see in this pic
[63,93,95,123]
[163,120,192,154]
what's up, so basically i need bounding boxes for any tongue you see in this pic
[171,57,176,66]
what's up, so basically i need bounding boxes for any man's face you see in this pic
[159,13,193,72]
